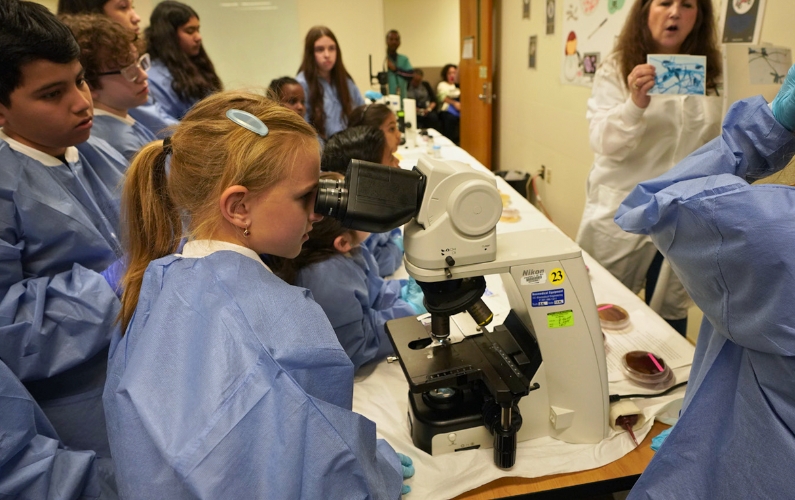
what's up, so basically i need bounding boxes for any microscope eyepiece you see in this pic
[315,177,348,219]
[315,159,424,233]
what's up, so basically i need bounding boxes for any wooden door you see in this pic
[459,0,494,170]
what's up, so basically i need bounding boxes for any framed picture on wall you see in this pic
[529,35,538,68]
[546,0,555,35]
[523,0,531,19]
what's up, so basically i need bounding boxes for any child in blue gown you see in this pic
[104,91,411,498]
[271,172,420,372]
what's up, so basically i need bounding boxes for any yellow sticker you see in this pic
[547,310,574,329]
[549,267,566,285]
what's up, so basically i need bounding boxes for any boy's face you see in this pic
[92,47,149,115]
[0,59,93,157]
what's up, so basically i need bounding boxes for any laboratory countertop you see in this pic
[352,134,692,499]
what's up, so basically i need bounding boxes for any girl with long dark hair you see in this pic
[145,0,222,120]
[296,26,364,140]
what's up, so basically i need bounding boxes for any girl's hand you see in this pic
[452,101,461,111]
[627,63,656,109]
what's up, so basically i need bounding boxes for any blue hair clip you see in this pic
[226,109,269,137]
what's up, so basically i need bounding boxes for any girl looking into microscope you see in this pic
[104,91,412,497]
[270,171,424,372]
[322,125,405,277]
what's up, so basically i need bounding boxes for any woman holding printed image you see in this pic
[575,0,721,335]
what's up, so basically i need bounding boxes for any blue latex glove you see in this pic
[772,64,795,132]
[365,90,383,102]
[400,277,427,314]
[100,257,126,298]
[397,453,414,495]
[651,427,673,452]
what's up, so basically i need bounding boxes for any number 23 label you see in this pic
[549,268,566,284]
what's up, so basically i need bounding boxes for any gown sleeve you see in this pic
[0,359,116,499]
[616,96,795,354]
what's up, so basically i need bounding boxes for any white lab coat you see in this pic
[576,53,722,319]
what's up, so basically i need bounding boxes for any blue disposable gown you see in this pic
[0,133,124,459]
[0,359,117,499]
[295,246,415,371]
[147,60,199,121]
[363,229,404,277]
[127,95,178,137]
[296,71,365,138]
[91,110,157,161]
[103,241,403,499]
[616,96,795,499]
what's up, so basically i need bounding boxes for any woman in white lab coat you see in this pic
[575,0,721,334]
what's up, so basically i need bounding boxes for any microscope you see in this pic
[315,158,610,469]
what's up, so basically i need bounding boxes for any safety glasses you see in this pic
[98,53,151,83]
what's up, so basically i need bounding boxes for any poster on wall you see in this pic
[523,0,531,19]
[720,0,766,44]
[529,35,538,68]
[560,0,633,87]
[546,0,556,35]
[747,45,791,84]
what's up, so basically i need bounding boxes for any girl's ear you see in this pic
[333,233,353,253]
[219,185,251,231]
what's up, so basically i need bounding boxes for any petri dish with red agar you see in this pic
[597,303,631,331]
[621,350,675,390]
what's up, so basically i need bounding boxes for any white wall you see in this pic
[496,0,795,239]
[382,0,460,68]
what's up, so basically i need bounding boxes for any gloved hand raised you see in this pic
[100,257,126,299]
[397,452,415,495]
[772,64,795,132]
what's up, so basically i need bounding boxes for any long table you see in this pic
[349,132,692,499]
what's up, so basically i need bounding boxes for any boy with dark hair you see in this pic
[0,0,125,496]
[61,13,157,160]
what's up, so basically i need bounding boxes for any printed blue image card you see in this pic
[647,54,707,95]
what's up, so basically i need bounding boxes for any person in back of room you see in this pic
[145,0,222,121]
[407,68,441,131]
[271,171,423,372]
[105,91,413,498]
[62,14,156,160]
[437,63,460,145]
[324,122,404,277]
[58,0,178,136]
[297,25,364,141]
[0,1,128,495]
[268,75,306,118]
[385,29,413,100]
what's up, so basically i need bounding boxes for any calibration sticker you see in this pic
[547,310,574,328]
[531,289,565,307]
